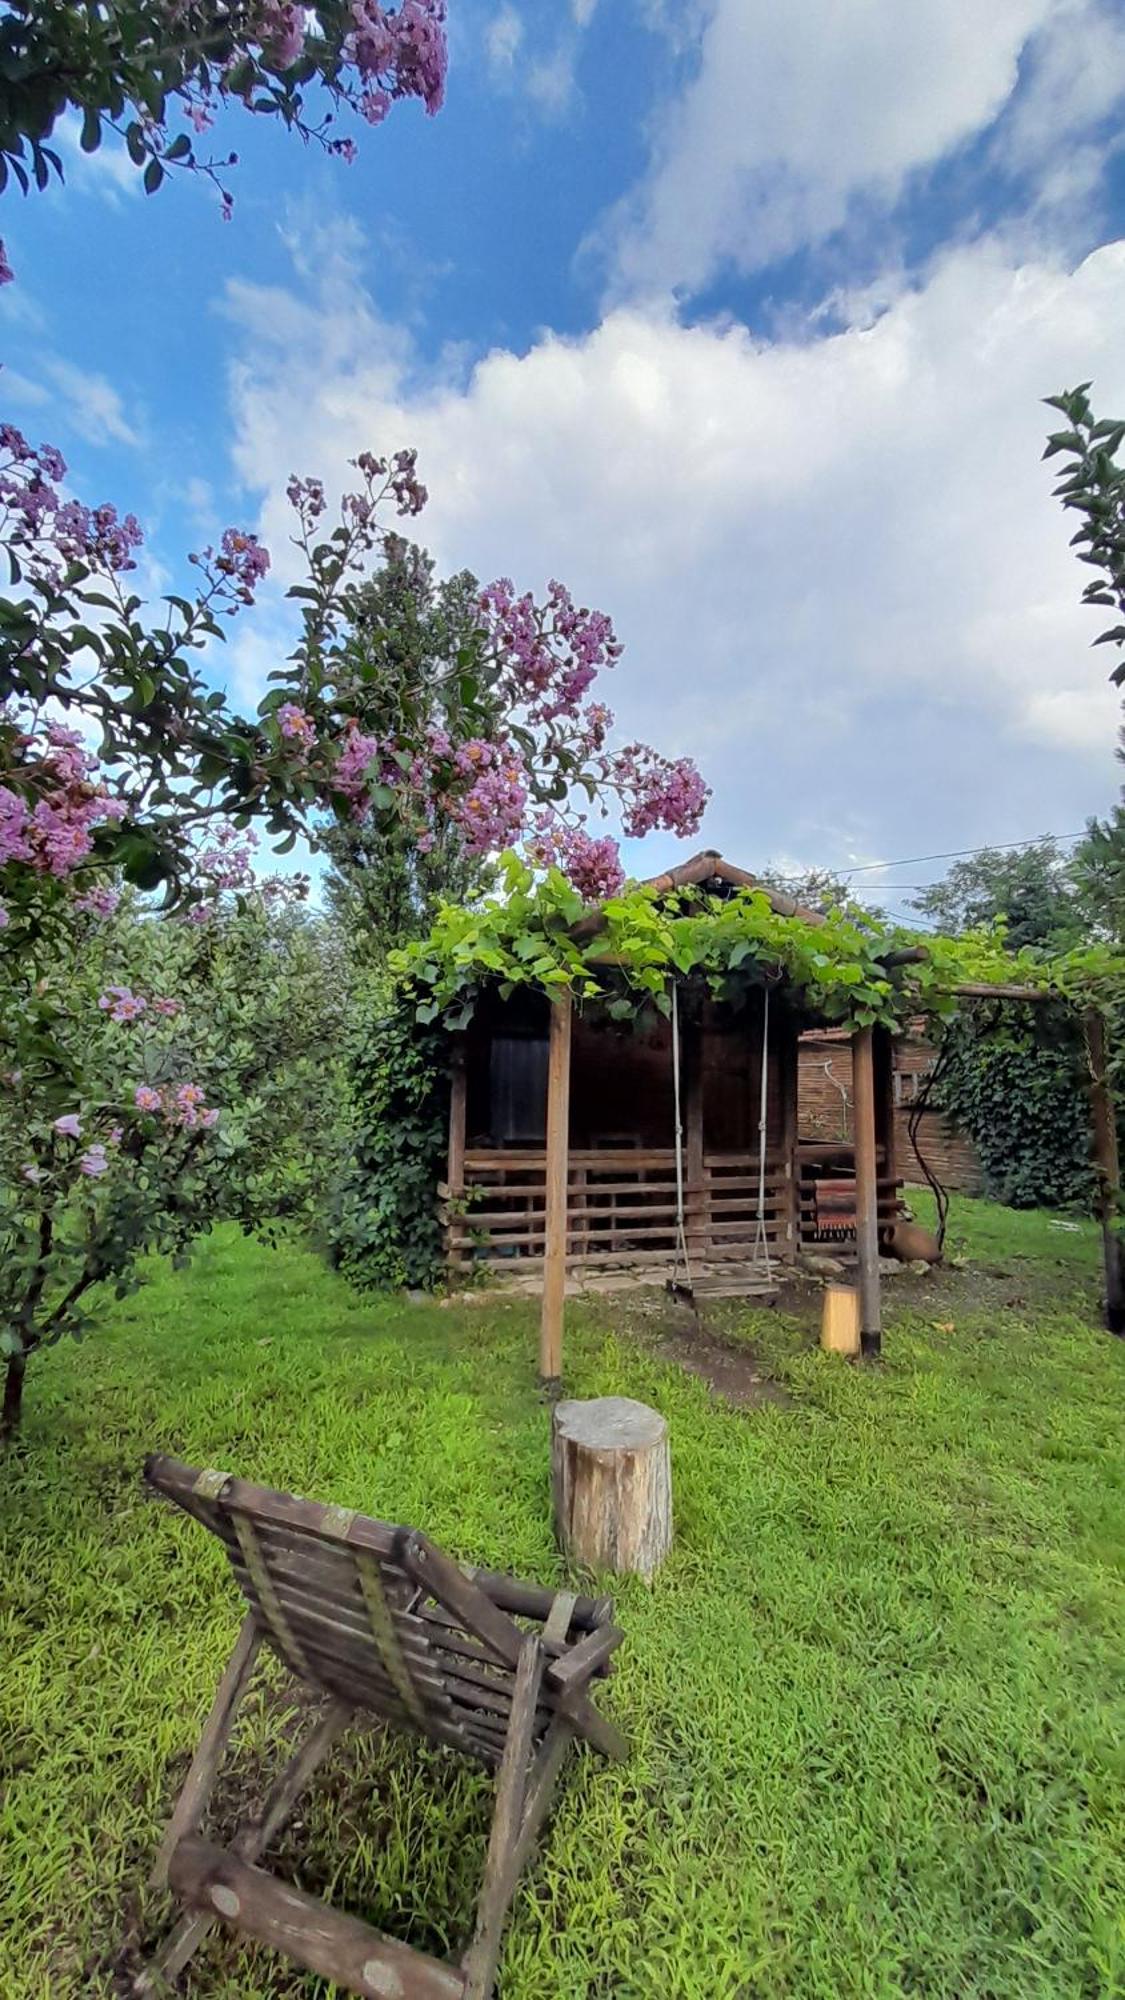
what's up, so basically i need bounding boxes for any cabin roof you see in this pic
[636,849,824,926]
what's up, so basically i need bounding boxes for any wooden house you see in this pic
[442,852,901,1320]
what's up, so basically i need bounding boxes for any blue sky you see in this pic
[6,0,1125,908]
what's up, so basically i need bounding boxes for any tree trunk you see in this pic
[551,1396,672,1580]
[1,1349,26,1445]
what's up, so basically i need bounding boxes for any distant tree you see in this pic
[911,841,1082,952]
[1071,806,1125,945]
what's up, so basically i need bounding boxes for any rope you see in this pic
[751,983,773,1282]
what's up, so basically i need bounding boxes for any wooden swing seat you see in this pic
[135,1455,626,2000]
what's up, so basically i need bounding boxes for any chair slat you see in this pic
[231,1513,313,1681]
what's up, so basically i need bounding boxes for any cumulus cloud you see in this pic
[595,0,1125,298]
[221,228,1125,875]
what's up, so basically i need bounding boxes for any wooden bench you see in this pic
[136,1455,626,1999]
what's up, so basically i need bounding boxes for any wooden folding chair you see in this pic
[136,1455,627,2000]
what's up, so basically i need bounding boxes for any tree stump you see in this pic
[551,1396,672,1581]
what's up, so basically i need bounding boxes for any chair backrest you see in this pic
[145,1456,561,1769]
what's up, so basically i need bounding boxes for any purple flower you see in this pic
[21,1163,43,1183]
[79,1145,109,1176]
[134,1085,163,1111]
[54,1114,82,1139]
[98,985,147,1023]
[74,884,120,918]
[277,703,316,749]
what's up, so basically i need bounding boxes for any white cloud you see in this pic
[596,0,1125,298]
[43,359,141,447]
[485,3,523,76]
[54,114,143,204]
[220,230,1125,873]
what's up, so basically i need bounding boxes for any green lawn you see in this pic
[2,1199,1124,1999]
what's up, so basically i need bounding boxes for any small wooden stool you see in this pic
[551,1397,672,1580]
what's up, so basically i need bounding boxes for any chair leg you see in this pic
[148,1612,263,1893]
[462,1637,553,2000]
[136,1698,353,1995]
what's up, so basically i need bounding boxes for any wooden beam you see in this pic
[1085,1007,1125,1336]
[951,981,1051,1002]
[447,1038,467,1190]
[168,1838,465,1999]
[872,1025,896,1214]
[776,1002,799,1260]
[148,1612,262,1892]
[683,1009,706,1257]
[539,990,572,1386]
[851,1025,882,1358]
[445,1037,468,1277]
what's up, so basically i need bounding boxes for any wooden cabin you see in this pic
[442,852,901,1296]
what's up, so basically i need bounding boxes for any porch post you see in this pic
[684,1009,706,1258]
[1085,1006,1125,1336]
[851,1024,882,1357]
[872,1024,896,1217]
[540,990,573,1385]
[777,1004,799,1260]
[446,1036,467,1277]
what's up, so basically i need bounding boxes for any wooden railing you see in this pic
[442,1149,797,1272]
[441,1145,902,1272]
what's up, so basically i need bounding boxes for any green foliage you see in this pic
[0,889,347,1430]
[1044,382,1125,695]
[326,991,448,1290]
[392,852,1118,1033]
[913,839,1084,951]
[937,1006,1096,1211]
[1072,805,1125,943]
[2,1215,1123,1997]
[319,552,495,964]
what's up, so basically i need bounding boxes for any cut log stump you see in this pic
[551,1397,672,1581]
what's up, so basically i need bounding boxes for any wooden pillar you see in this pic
[1085,1007,1125,1336]
[777,1002,799,1260]
[851,1024,882,1357]
[872,1024,896,1237]
[445,1037,467,1277]
[683,1009,706,1256]
[539,991,572,1386]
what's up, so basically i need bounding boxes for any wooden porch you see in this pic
[441,1143,900,1274]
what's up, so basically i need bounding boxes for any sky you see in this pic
[6,0,1125,913]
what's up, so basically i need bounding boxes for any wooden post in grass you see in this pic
[851,1023,882,1358]
[1085,1006,1125,1336]
[539,990,572,1387]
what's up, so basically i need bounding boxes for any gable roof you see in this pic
[638,850,825,926]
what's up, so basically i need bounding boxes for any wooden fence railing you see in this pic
[442,1145,899,1274]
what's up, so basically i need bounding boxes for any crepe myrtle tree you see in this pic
[0,0,447,245]
[0,432,708,1437]
[0,867,348,1441]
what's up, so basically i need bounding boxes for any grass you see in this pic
[2,1195,1124,1998]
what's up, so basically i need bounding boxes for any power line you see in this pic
[772,829,1087,885]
